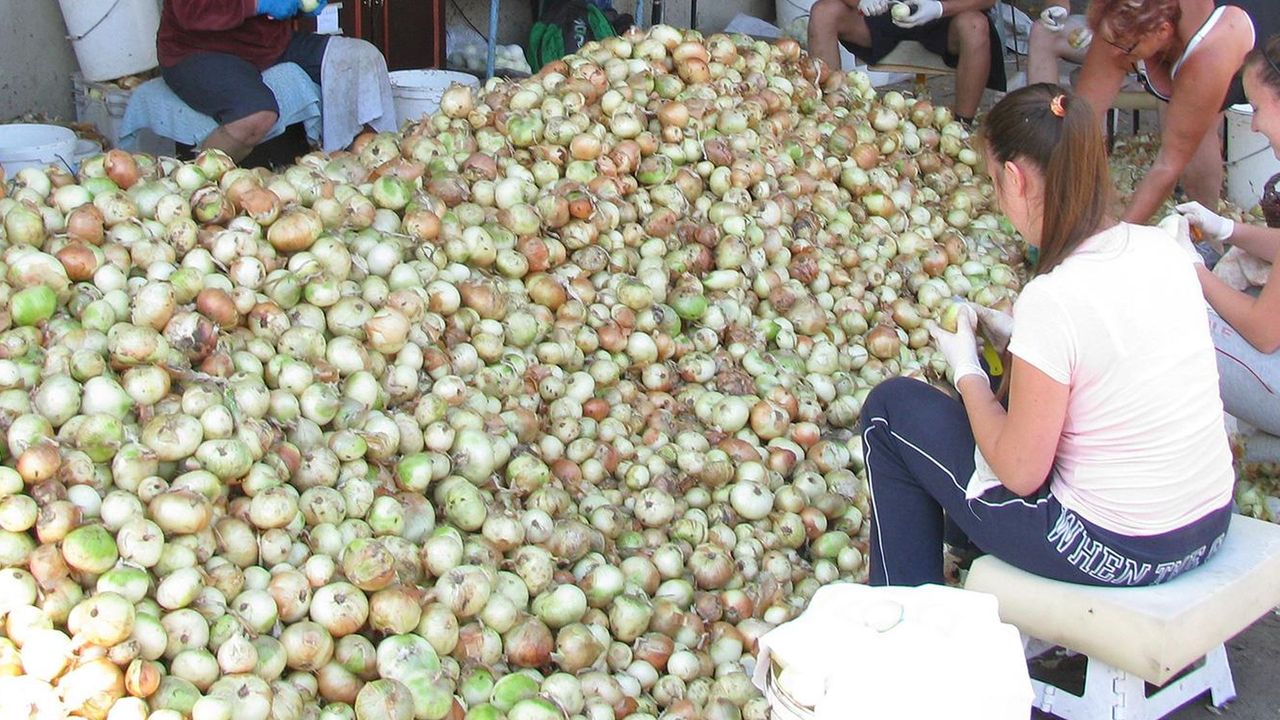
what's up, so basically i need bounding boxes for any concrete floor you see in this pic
[1170,612,1280,718]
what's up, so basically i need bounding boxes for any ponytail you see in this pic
[981,83,1112,279]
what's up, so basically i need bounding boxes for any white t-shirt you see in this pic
[1006,222,1234,535]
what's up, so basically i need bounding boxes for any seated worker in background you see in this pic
[807,0,1006,126]
[1174,36,1280,444]
[1026,1,1091,85]
[158,0,331,161]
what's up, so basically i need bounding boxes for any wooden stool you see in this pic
[867,41,955,94]
[1108,90,1161,149]
[965,514,1280,720]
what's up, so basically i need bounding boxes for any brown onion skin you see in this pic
[196,288,240,329]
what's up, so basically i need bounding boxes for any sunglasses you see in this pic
[1103,34,1140,55]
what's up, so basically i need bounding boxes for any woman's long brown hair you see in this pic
[980,84,1114,398]
[982,83,1113,280]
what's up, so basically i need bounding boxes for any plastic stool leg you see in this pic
[1205,644,1237,708]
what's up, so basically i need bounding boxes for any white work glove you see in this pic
[1158,213,1205,267]
[893,0,944,28]
[928,304,986,388]
[973,304,1014,353]
[859,0,892,17]
[1038,6,1069,32]
[1175,201,1235,244]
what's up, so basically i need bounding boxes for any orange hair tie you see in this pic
[1049,94,1067,118]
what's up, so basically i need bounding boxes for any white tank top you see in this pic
[1137,6,1254,101]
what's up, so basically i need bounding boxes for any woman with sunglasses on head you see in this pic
[1072,0,1272,224]
[858,84,1234,588]
[1171,37,1280,444]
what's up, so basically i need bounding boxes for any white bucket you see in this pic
[389,70,481,125]
[57,0,160,82]
[1226,105,1280,209]
[774,0,909,86]
[71,139,103,173]
[0,124,78,174]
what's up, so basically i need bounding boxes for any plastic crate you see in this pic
[72,73,175,157]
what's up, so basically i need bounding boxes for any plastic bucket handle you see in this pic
[67,0,125,42]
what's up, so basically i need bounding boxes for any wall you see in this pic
[0,0,79,120]
[445,0,778,52]
[449,0,534,47]
[634,0,777,34]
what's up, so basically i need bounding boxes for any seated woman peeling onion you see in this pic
[857,84,1234,588]
[1173,36,1280,450]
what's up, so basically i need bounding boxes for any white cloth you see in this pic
[319,36,398,152]
[966,448,1003,499]
[1214,245,1272,290]
[117,64,322,151]
[1007,223,1234,535]
[753,583,1032,720]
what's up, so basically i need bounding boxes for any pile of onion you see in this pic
[0,23,1026,720]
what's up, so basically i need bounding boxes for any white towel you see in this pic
[753,583,1033,720]
[319,36,398,153]
[117,64,322,151]
[965,447,1004,499]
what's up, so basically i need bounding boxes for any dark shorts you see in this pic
[840,13,1007,92]
[161,33,330,124]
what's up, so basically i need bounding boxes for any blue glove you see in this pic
[300,0,328,17]
[257,0,301,20]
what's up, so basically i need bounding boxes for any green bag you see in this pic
[527,0,618,71]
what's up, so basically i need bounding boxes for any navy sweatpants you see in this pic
[858,377,1232,587]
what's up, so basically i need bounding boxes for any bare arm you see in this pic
[1074,39,1129,124]
[1197,242,1280,353]
[1226,223,1280,263]
[956,356,1069,496]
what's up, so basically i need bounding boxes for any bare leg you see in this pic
[1182,114,1225,209]
[1027,17,1088,86]
[947,11,991,120]
[200,110,278,163]
[808,0,872,83]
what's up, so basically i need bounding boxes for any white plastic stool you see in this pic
[965,514,1280,720]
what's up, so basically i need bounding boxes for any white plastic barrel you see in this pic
[57,0,160,82]
[389,70,481,125]
[1226,105,1280,209]
[0,124,78,174]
